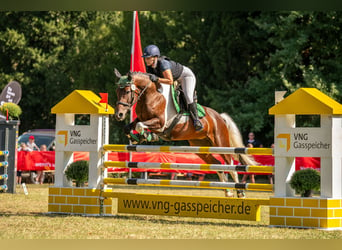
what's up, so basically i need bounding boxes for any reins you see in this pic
[116,78,151,109]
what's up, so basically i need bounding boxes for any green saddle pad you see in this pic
[171,85,205,118]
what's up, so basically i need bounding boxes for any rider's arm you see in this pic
[157,69,173,85]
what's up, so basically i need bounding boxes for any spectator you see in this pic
[40,144,47,151]
[35,144,47,184]
[27,135,40,151]
[245,132,263,148]
[17,142,32,184]
[18,142,32,152]
[241,143,255,184]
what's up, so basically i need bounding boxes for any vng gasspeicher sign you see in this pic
[276,128,331,157]
[55,128,99,151]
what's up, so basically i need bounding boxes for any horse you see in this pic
[114,70,257,198]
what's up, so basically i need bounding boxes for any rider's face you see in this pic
[144,56,156,67]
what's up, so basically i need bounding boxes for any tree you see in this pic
[2,11,342,146]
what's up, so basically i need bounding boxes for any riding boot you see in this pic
[188,102,203,131]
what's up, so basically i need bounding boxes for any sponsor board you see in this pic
[55,128,99,151]
[114,193,269,221]
[275,128,331,157]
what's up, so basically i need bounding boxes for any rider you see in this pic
[142,44,203,131]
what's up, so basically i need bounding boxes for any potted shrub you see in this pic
[290,168,320,197]
[64,160,89,187]
[0,102,22,120]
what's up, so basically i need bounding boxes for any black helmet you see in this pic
[142,45,160,58]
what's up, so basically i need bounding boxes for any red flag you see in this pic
[99,93,108,103]
[99,93,108,110]
[130,11,146,122]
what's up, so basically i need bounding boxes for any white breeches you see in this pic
[177,66,196,104]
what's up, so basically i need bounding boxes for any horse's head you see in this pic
[114,71,152,121]
[115,73,135,121]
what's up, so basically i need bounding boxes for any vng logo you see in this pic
[57,130,68,146]
[277,133,290,151]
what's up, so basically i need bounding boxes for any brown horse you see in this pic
[114,71,257,197]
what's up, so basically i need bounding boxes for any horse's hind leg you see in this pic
[193,152,235,198]
[220,154,245,198]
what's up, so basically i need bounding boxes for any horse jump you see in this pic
[102,144,274,193]
[49,87,342,229]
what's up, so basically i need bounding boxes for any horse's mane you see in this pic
[131,71,149,81]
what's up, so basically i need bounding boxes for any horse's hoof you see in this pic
[236,190,246,198]
[225,189,234,198]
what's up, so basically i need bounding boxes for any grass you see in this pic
[0,184,342,239]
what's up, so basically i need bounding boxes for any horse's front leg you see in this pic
[124,118,139,135]
[135,117,163,134]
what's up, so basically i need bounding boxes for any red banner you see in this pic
[17,151,55,171]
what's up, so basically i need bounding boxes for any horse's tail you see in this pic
[220,113,258,166]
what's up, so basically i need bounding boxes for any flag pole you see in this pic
[128,11,136,178]
[129,11,147,179]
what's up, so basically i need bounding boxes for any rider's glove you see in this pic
[149,74,159,83]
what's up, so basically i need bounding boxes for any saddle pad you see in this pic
[171,85,205,118]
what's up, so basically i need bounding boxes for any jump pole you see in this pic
[102,144,273,155]
[104,161,274,173]
[104,177,273,192]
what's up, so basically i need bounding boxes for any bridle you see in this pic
[116,78,151,109]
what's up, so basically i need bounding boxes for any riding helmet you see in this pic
[142,45,160,58]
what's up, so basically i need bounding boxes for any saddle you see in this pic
[171,83,205,118]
